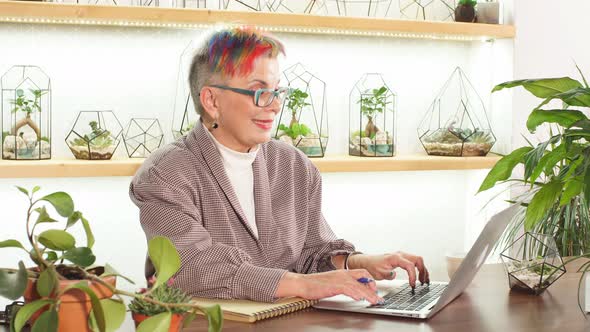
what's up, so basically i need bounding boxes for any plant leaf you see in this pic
[137,312,172,332]
[39,192,74,218]
[31,308,58,332]
[89,299,126,332]
[0,240,25,250]
[526,109,588,133]
[525,180,564,230]
[492,77,582,97]
[147,236,181,289]
[13,299,53,332]
[32,186,41,194]
[37,268,58,297]
[81,216,95,249]
[15,186,29,197]
[63,247,96,267]
[0,261,28,300]
[585,165,590,209]
[523,136,560,183]
[38,230,76,251]
[536,87,590,109]
[102,264,135,284]
[204,305,223,332]
[66,211,82,228]
[478,146,534,192]
[35,206,58,225]
[561,179,583,206]
[64,281,106,332]
[45,251,58,262]
[529,144,566,183]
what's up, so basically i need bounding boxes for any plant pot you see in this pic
[23,275,117,332]
[455,5,476,22]
[132,312,185,332]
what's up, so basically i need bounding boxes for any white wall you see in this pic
[0,2,514,312]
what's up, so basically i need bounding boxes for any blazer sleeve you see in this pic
[129,173,286,303]
[292,164,356,274]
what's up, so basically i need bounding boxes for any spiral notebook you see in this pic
[191,297,317,323]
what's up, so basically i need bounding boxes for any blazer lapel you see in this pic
[252,150,275,250]
[188,121,260,243]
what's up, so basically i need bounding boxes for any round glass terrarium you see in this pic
[273,63,328,158]
[349,73,396,157]
[65,111,123,160]
[418,67,496,157]
[1,65,51,160]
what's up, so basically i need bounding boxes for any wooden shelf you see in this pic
[0,1,515,41]
[0,155,500,178]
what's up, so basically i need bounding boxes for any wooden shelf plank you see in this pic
[0,1,515,40]
[0,155,500,178]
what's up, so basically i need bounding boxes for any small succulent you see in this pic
[70,121,114,148]
[458,0,477,6]
[129,277,193,316]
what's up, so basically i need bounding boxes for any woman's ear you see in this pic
[199,86,218,121]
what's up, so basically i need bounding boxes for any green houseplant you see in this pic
[478,66,590,309]
[349,85,394,156]
[455,0,477,22]
[0,186,222,332]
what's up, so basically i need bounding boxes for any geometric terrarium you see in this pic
[65,111,123,160]
[418,67,495,157]
[266,0,328,14]
[123,118,164,158]
[172,40,199,139]
[329,0,392,17]
[273,63,328,158]
[1,65,51,160]
[219,0,264,10]
[349,73,395,157]
[400,0,455,21]
[500,233,566,295]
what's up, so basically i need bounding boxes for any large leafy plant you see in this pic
[0,186,222,332]
[357,86,391,139]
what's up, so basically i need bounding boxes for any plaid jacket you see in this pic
[129,121,355,302]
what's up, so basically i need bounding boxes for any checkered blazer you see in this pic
[129,121,355,302]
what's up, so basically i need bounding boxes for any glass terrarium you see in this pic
[219,0,264,10]
[123,118,164,158]
[399,0,455,21]
[1,65,51,160]
[266,0,328,14]
[418,67,495,157]
[171,40,200,139]
[500,233,566,295]
[66,111,123,160]
[349,74,395,157]
[273,63,328,158]
[328,0,392,17]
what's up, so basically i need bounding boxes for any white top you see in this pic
[205,128,259,238]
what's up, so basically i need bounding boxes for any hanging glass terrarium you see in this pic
[65,111,123,160]
[1,65,51,160]
[266,0,328,14]
[172,40,200,140]
[273,63,328,158]
[349,73,395,157]
[123,118,164,158]
[418,67,495,157]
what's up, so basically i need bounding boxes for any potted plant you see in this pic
[455,0,477,22]
[66,113,122,160]
[351,85,394,157]
[0,186,222,332]
[129,277,192,331]
[478,66,590,310]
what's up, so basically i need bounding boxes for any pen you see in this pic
[357,277,374,284]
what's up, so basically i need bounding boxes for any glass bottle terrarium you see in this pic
[65,111,123,160]
[349,74,395,157]
[123,118,164,158]
[273,63,328,158]
[171,40,200,139]
[418,67,495,157]
[329,0,392,17]
[1,65,51,160]
[266,0,328,14]
[500,233,566,295]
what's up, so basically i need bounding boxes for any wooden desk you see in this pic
[187,264,590,332]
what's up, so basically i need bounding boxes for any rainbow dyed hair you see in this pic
[206,27,285,77]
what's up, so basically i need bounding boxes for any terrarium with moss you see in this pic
[172,40,199,139]
[66,111,123,160]
[418,67,495,157]
[1,65,51,160]
[349,74,395,157]
[273,63,328,157]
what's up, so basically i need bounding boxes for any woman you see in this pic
[130,27,429,305]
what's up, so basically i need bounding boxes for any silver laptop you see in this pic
[313,205,518,319]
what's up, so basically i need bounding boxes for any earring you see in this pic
[212,122,219,129]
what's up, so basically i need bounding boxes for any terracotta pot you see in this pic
[23,274,117,332]
[455,4,477,22]
[132,312,185,332]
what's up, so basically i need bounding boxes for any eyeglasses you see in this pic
[209,84,292,107]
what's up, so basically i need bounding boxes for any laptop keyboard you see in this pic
[371,283,447,311]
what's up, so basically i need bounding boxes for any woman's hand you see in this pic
[348,252,430,288]
[275,270,384,305]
